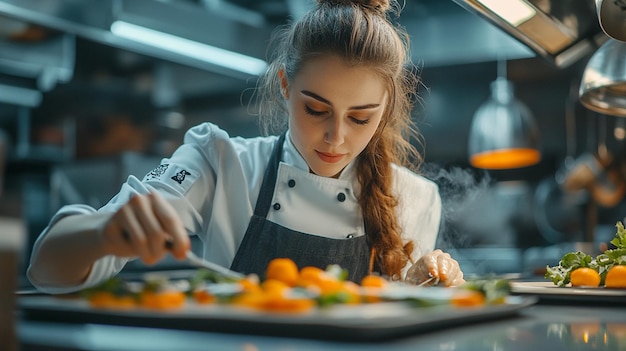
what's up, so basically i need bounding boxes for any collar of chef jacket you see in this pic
[266,131,365,240]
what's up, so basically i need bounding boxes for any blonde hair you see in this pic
[256,0,423,280]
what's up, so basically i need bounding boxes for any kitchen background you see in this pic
[1,0,625,286]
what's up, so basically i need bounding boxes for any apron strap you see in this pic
[253,132,286,218]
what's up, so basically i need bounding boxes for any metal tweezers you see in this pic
[184,251,245,280]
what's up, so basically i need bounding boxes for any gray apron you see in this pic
[230,133,374,282]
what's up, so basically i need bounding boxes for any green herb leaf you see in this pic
[325,264,348,281]
[545,251,595,286]
[462,278,511,303]
[611,221,626,249]
[602,248,626,265]
[80,276,134,298]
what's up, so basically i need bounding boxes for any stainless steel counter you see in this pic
[17,303,626,351]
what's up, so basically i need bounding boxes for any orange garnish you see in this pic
[296,266,326,289]
[451,291,485,307]
[605,265,626,288]
[263,295,316,313]
[139,290,186,309]
[193,289,216,304]
[266,258,300,287]
[231,277,315,313]
[338,280,362,304]
[239,276,262,293]
[296,266,341,294]
[360,275,388,288]
[261,279,290,297]
[88,292,136,309]
[570,267,601,287]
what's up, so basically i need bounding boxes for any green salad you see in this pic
[545,221,626,287]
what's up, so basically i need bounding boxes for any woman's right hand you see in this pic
[99,192,190,265]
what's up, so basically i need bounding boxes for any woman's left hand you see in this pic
[405,249,465,287]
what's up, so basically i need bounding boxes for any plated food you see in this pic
[78,257,511,313]
[545,221,626,288]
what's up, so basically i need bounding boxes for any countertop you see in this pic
[16,297,626,351]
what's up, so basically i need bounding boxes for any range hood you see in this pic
[451,0,608,68]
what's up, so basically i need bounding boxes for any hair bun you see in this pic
[316,0,392,14]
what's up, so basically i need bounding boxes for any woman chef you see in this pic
[27,0,465,294]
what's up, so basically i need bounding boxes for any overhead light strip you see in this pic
[110,20,268,76]
[475,0,536,26]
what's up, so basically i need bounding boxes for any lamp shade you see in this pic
[596,0,626,42]
[469,77,541,169]
[579,39,626,117]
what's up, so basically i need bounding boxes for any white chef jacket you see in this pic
[28,122,442,294]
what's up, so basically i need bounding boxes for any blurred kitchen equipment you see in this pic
[0,218,24,351]
[589,158,626,207]
[556,82,587,187]
[468,59,541,169]
[561,114,610,192]
[560,152,606,192]
[614,117,626,140]
[0,15,27,38]
[535,85,586,244]
[0,129,6,198]
[534,176,586,244]
[50,152,161,210]
[587,115,626,207]
[0,14,47,42]
[596,0,626,42]
[579,39,626,117]
[562,114,626,208]
[0,130,16,351]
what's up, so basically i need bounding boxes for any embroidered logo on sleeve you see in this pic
[171,170,191,184]
[143,163,198,193]
[146,164,170,180]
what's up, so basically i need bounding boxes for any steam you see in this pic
[420,163,493,249]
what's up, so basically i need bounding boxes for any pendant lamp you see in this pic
[468,60,541,169]
[596,0,626,42]
[579,39,626,117]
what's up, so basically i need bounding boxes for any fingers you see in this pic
[407,249,465,287]
[405,250,438,285]
[103,192,189,264]
[404,260,431,285]
[421,249,446,279]
[116,194,164,264]
[430,250,464,287]
[150,192,190,259]
[435,251,454,283]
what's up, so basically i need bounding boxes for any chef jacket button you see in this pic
[346,234,354,239]
[273,202,281,211]
[288,179,296,188]
[337,192,346,202]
